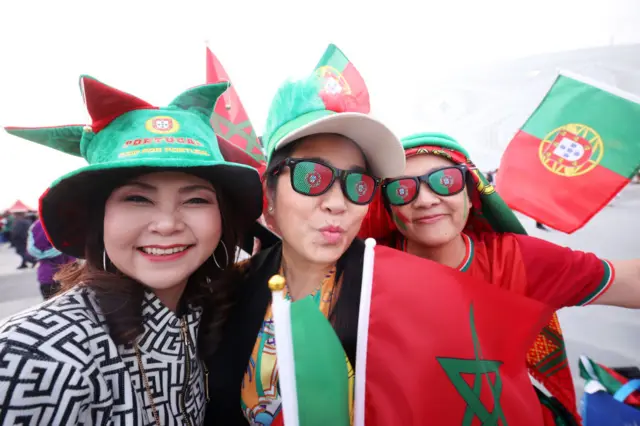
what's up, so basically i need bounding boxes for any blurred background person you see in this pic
[27,218,76,299]
[11,211,35,269]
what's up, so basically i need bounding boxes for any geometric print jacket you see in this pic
[0,287,206,425]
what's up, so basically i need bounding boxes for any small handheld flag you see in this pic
[269,275,350,426]
[499,71,640,233]
[314,44,370,114]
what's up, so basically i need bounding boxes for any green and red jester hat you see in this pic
[5,75,263,258]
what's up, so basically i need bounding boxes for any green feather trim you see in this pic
[263,76,325,154]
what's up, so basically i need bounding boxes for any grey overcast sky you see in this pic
[2,0,639,208]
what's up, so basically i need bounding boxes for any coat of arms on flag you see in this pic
[539,124,602,177]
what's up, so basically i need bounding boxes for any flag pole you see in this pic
[269,275,300,426]
[354,238,376,426]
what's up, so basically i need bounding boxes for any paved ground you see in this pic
[1,185,639,398]
[0,249,42,320]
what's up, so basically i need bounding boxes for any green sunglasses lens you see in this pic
[344,173,376,204]
[385,178,418,205]
[428,167,465,195]
[292,161,334,195]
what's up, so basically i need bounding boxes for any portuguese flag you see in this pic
[269,283,350,426]
[314,44,370,113]
[205,45,266,171]
[498,71,640,233]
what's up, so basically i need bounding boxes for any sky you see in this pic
[1,0,640,209]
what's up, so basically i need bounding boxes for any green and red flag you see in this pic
[269,279,350,426]
[314,44,370,113]
[205,45,266,173]
[498,71,640,233]
[580,355,640,407]
[353,240,554,426]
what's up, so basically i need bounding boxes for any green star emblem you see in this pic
[437,304,507,425]
[211,113,264,163]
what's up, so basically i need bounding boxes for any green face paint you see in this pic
[391,208,409,232]
[462,193,469,224]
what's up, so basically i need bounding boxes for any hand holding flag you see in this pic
[269,275,350,426]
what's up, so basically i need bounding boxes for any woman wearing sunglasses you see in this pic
[359,131,640,425]
[204,76,406,425]
[0,77,262,425]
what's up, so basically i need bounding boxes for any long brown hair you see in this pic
[55,168,246,357]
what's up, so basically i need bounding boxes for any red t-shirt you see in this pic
[399,232,614,310]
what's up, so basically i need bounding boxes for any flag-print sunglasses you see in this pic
[272,158,382,205]
[382,165,469,206]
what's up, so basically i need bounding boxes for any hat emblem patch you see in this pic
[146,116,180,134]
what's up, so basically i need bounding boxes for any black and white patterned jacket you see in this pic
[0,287,206,425]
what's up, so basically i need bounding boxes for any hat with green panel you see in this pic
[5,75,262,258]
[262,75,405,178]
[401,132,526,234]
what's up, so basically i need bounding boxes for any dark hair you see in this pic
[265,135,367,366]
[55,168,246,357]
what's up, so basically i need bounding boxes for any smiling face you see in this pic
[392,154,471,248]
[267,134,370,266]
[103,171,222,295]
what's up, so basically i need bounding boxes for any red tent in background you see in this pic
[6,200,35,213]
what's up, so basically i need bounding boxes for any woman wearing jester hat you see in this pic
[359,131,640,425]
[0,76,262,425]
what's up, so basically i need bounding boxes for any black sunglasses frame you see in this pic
[272,157,382,205]
[382,164,469,206]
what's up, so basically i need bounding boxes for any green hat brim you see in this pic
[268,111,405,178]
[41,159,262,258]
